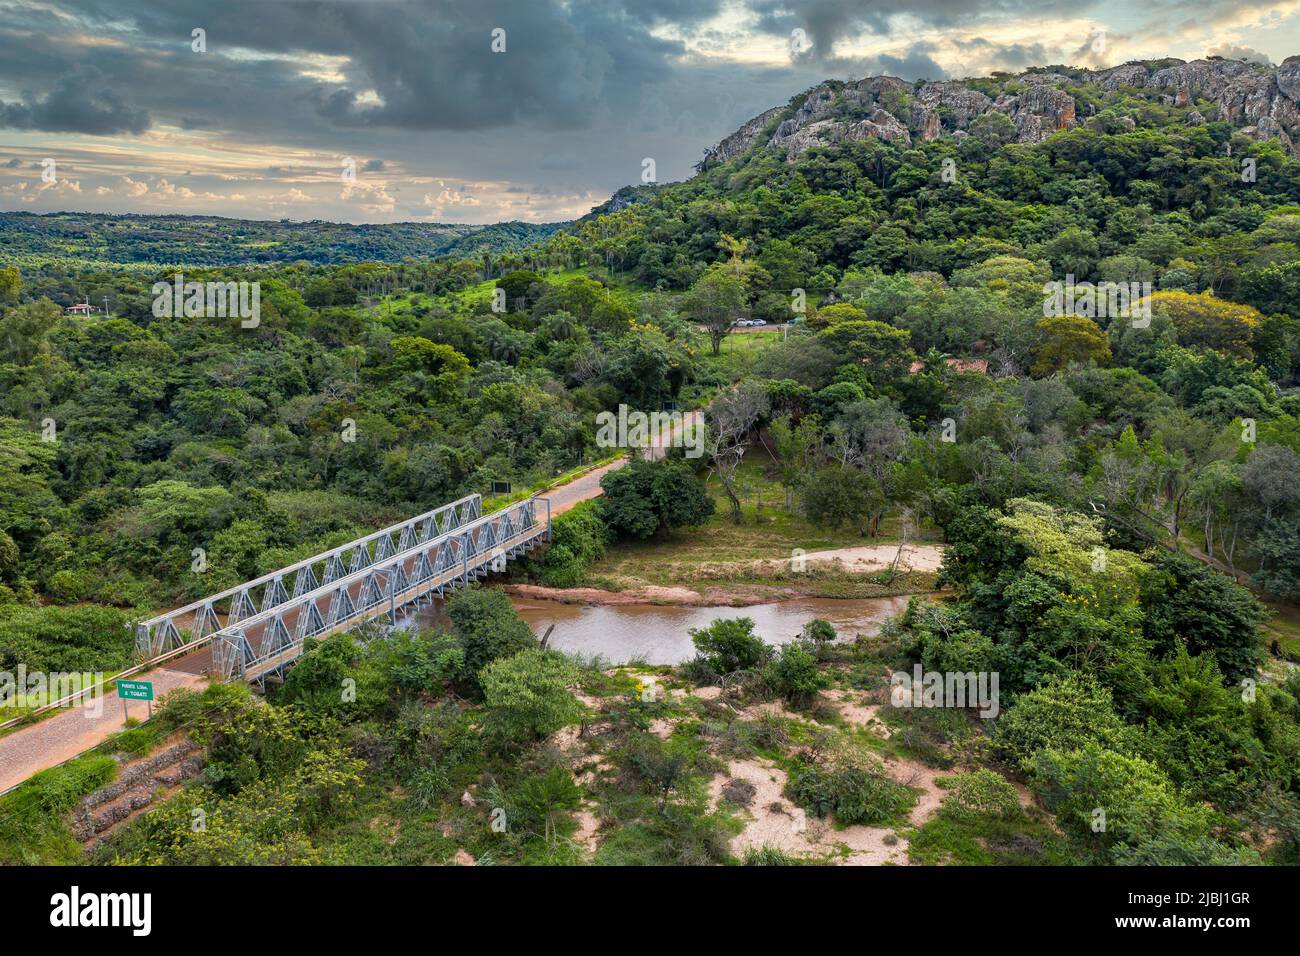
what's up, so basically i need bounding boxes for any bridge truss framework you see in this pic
[210,495,550,685]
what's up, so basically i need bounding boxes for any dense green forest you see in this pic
[0,211,560,268]
[1,59,1298,867]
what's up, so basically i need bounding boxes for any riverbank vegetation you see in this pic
[10,560,1287,866]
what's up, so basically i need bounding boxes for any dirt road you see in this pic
[0,667,207,793]
[541,411,702,516]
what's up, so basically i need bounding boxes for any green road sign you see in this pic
[117,679,154,701]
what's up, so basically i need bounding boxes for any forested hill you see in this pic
[575,56,1300,360]
[0,211,562,267]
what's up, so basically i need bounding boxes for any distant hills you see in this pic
[0,211,563,266]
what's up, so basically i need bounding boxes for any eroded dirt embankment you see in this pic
[508,543,946,607]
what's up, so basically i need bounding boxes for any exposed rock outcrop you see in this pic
[912,82,993,141]
[994,84,1077,142]
[702,55,1300,169]
[709,105,785,165]
[778,110,912,158]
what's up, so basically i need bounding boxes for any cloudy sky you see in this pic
[1,0,1298,224]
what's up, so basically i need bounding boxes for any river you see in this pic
[403,595,913,665]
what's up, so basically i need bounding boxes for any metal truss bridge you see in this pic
[133,493,550,686]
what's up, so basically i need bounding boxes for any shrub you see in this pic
[941,769,1022,824]
[593,799,733,866]
[506,767,583,843]
[995,674,1143,770]
[46,569,93,602]
[1139,550,1265,684]
[1028,742,1221,858]
[743,845,800,865]
[801,619,837,644]
[624,733,693,807]
[538,502,608,587]
[599,457,714,540]
[383,631,464,694]
[721,778,757,806]
[447,587,537,693]
[764,640,829,706]
[787,757,914,826]
[480,649,585,747]
[276,632,389,718]
[407,764,452,812]
[689,617,772,675]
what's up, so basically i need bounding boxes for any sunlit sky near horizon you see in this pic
[2,0,1299,225]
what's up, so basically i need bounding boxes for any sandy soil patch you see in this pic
[507,584,706,606]
[787,544,945,574]
[710,757,908,865]
[822,688,891,738]
[572,806,601,854]
[880,755,946,827]
[548,723,583,753]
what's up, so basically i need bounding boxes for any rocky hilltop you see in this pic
[704,56,1300,165]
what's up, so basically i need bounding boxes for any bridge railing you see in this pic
[134,494,482,660]
[213,496,549,683]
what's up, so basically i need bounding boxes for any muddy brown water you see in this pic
[405,595,912,665]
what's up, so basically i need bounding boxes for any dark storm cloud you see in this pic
[0,66,151,135]
[0,0,1093,148]
[12,0,684,134]
[873,46,950,80]
[950,36,1057,71]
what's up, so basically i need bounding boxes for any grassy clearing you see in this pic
[695,329,782,385]
[583,451,941,598]
[714,329,783,354]
[1261,600,1300,663]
